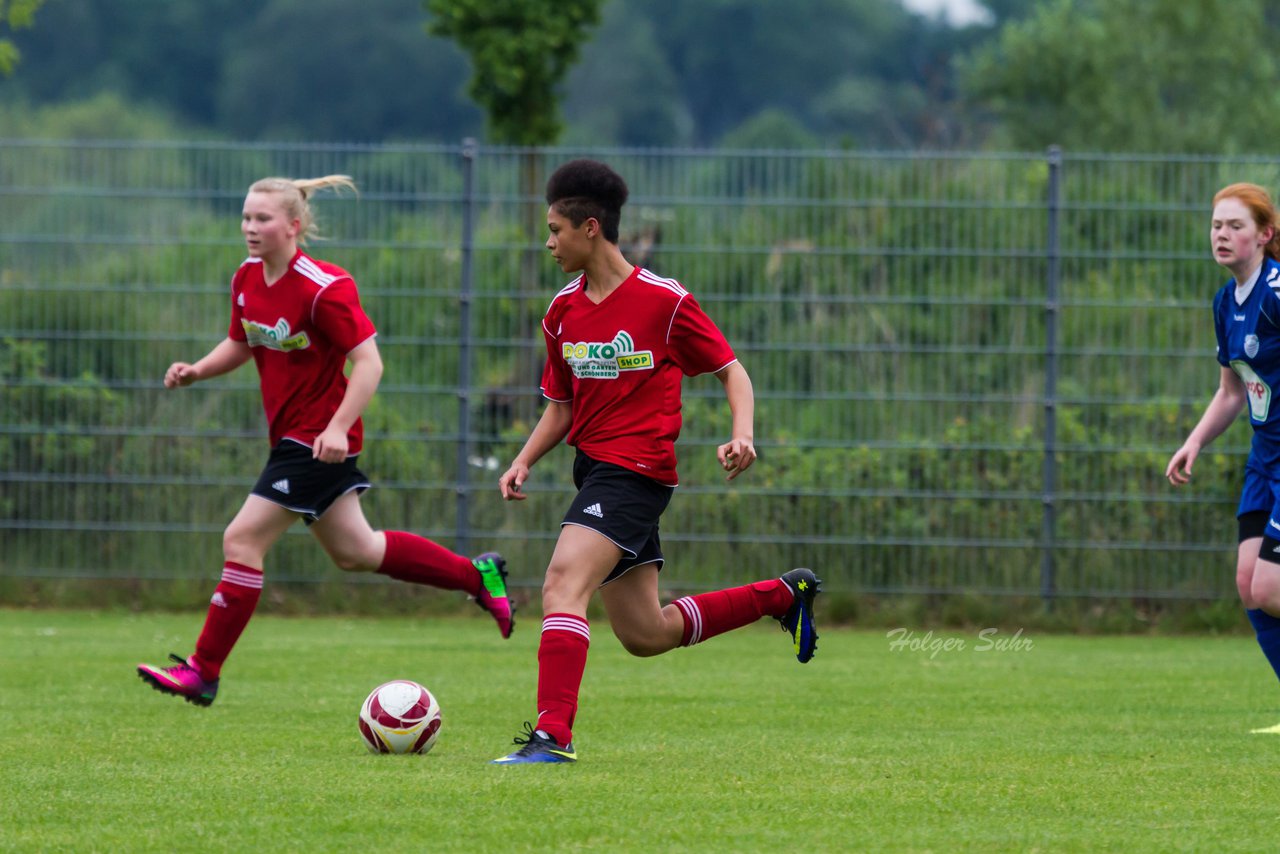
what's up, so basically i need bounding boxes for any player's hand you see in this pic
[499,463,529,501]
[1165,442,1198,486]
[718,437,757,481]
[313,426,349,464]
[164,362,199,388]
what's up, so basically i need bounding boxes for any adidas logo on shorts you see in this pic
[583,502,604,518]
[272,478,290,494]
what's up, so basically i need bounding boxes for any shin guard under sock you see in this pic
[1248,608,1280,684]
[377,530,479,595]
[192,562,263,679]
[673,578,794,646]
[535,613,590,746]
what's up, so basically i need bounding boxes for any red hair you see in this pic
[1214,182,1280,260]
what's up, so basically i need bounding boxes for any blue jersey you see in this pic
[1214,256,1280,473]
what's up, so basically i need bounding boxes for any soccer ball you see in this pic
[358,680,442,755]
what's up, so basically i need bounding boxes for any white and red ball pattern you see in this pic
[358,680,442,755]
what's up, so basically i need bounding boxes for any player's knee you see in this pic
[1253,578,1280,612]
[615,631,665,657]
[330,554,363,573]
[329,549,377,573]
[541,562,590,610]
[222,528,261,567]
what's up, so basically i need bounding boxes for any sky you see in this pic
[900,0,992,26]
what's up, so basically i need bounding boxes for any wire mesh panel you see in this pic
[0,140,1257,598]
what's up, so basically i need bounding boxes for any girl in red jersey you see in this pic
[137,175,513,707]
[491,160,821,764]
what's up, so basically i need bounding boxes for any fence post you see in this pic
[1041,145,1062,606]
[455,138,478,555]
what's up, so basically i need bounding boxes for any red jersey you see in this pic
[540,266,737,486]
[228,249,377,454]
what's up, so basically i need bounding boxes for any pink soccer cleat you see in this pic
[137,653,219,707]
[472,552,515,639]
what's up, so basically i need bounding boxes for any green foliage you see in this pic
[9,0,1280,153]
[0,91,197,138]
[218,0,480,141]
[718,108,821,150]
[425,0,603,145]
[0,0,974,147]
[0,0,42,76]
[960,0,1280,153]
[632,0,926,146]
[0,338,123,518]
[0,143,1251,599]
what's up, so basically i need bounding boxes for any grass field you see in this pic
[0,608,1274,852]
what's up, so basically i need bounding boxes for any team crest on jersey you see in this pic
[562,330,654,379]
[1246,334,1261,358]
[242,317,310,351]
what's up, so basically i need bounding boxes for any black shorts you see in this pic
[563,451,675,585]
[250,439,370,525]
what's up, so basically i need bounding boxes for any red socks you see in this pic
[673,578,794,646]
[376,530,479,595]
[192,562,263,679]
[190,534,476,682]
[535,614,590,746]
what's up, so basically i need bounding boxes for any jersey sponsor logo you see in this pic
[1235,314,1247,321]
[561,330,654,379]
[1246,334,1261,358]
[1231,359,1272,422]
[242,317,310,352]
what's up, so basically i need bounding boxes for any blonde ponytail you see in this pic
[248,174,357,245]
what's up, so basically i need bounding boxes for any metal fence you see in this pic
[1,139,1268,599]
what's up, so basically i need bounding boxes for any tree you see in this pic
[220,0,480,140]
[0,0,43,76]
[425,0,604,427]
[959,0,1280,153]
[640,0,919,146]
[424,0,602,145]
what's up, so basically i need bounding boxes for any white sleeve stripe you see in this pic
[665,293,687,344]
[637,268,688,296]
[294,256,341,287]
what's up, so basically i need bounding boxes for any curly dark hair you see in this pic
[545,159,629,243]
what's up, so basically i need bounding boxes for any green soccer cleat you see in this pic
[778,568,821,663]
[472,552,515,639]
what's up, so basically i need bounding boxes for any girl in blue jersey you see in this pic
[1167,182,1280,704]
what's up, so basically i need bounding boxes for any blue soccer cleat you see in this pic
[491,722,577,764]
[778,568,821,663]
